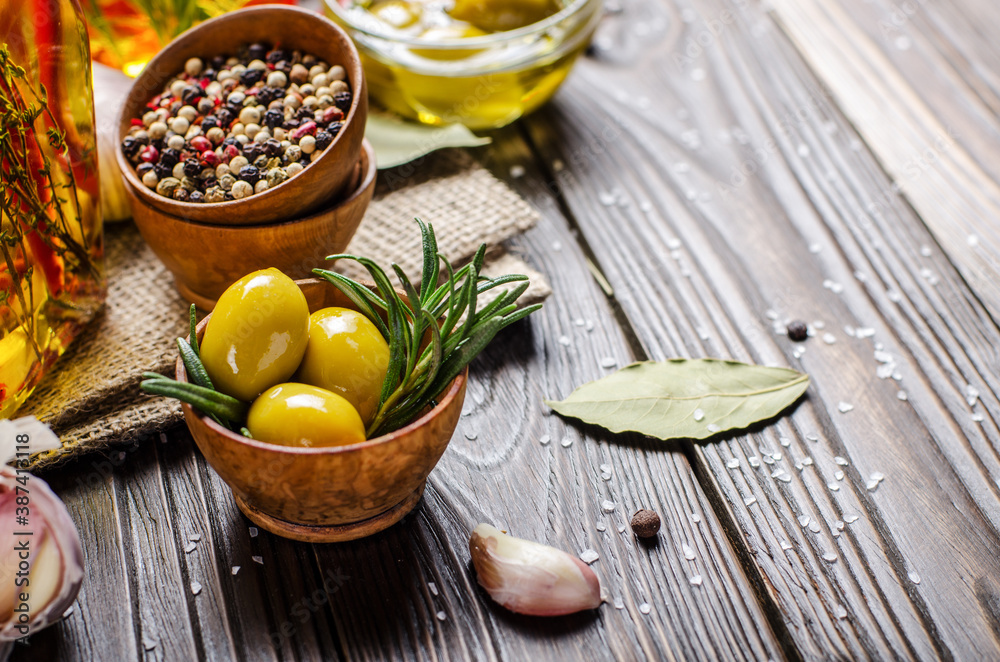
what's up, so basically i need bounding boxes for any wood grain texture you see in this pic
[767,0,1000,324]
[523,0,1000,658]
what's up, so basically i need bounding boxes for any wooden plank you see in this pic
[311,134,784,661]
[767,0,1000,323]
[523,0,1000,658]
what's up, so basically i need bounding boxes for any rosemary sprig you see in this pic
[314,219,542,438]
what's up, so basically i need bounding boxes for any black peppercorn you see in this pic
[221,136,238,149]
[248,43,267,61]
[215,108,234,127]
[274,60,293,74]
[266,49,286,64]
[159,147,181,167]
[201,176,218,188]
[202,116,219,131]
[153,162,173,180]
[326,121,343,137]
[787,320,809,342]
[333,91,352,113]
[172,188,190,202]
[181,85,203,105]
[121,136,142,158]
[263,109,284,129]
[224,191,235,201]
[314,130,333,151]
[135,162,154,177]
[256,86,282,107]
[282,118,301,130]
[182,158,201,178]
[253,155,269,169]
[240,68,264,87]
[630,509,661,538]
[238,165,260,185]
[202,68,216,81]
[295,106,314,121]
[210,55,225,70]
[302,54,316,67]
[264,138,282,157]
[189,190,205,203]
[242,142,262,161]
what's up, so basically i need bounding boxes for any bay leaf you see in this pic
[545,359,810,440]
[366,113,491,169]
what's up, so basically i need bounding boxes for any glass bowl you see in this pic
[324,0,603,129]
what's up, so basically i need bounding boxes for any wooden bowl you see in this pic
[132,139,375,310]
[116,5,368,226]
[176,278,468,542]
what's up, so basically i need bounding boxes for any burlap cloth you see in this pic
[21,150,549,471]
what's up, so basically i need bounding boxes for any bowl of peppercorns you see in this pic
[116,5,368,226]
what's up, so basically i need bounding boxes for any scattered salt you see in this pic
[836,605,848,619]
[744,496,757,506]
[897,390,909,401]
[726,458,740,469]
[191,581,203,596]
[689,575,704,586]
[252,555,263,564]
[558,335,572,347]
[561,438,573,448]
[844,514,859,523]
[232,566,240,575]
[828,483,840,492]
[780,540,793,551]
[601,357,618,368]
[683,544,696,560]
[509,165,525,179]
[429,582,439,596]
[189,533,202,542]
[184,542,197,554]
[823,333,837,345]
[693,408,705,422]
[780,437,791,447]
[809,521,822,533]
[838,402,854,413]
[707,423,721,433]
[822,553,838,563]
[639,603,651,615]
[798,515,810,527]
[614,598,625,609]
[249,527,258,538]
[436,611,447,621]
[749,456,760,468]
[539,435,551,446]
[834,456,848,466]
[580,549,600,564]
[908,572,921,585]
[601,500,616,513]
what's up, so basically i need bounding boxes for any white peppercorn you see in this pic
[170,79,186,97]
[312,73,329,89]
[167,135,186,150]
[218,173,236,191]
[142,111,157,126]
[231,180,253,199]
[148,121,168,140]
[290,63,309,84]
[329,80,349,95]
[177,105,198,122]
[284,94,302,110]
[172,162,186,179]
[253,130,270,144]
[235,134,249,145]
[170,116,190,135]
[299,135,316,155]
[327,65,346,81]
[206,127,226,145]
[184,126,203,140]
[239,106,261,125]
[286,162,304,176]
[247,59,268,71]
[284,145,302,162]
[156,177,182,197]
[254,179,269,194]
[244,123,261,139]
[184,57,203,76]
[205,187,226,203]
[308,64,327,79]
[266,70,288,88]
[142,170,159,189]
[215,163,231,179]
[229,155,249,171]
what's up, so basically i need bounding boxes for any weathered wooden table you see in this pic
[24,0,1000,659]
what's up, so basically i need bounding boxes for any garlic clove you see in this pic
[0,467,84,640]
[469,524,603,616]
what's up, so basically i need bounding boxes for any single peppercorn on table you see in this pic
[22,0,1000,659]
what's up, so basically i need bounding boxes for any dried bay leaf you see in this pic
[545,360,810,440]
[366,113,491,169]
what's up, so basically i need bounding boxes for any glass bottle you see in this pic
[1,0,106,418]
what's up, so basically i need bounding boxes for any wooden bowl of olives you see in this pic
[116,5,368,226]
[132,139,376,310]
[175,276,468,543]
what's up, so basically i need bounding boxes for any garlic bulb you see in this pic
[0,419,83,640]
[469,524,602,616]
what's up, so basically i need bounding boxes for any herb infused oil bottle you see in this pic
[0,0,106,418]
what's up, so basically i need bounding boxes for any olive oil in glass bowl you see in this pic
[325,0,603,129]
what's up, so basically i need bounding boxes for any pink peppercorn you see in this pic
[139,145,159,163]
[290,121,317,141]
[201,150,220,167]
[190,136,212,153]
[321,107,344,124]
[223,144,240,160]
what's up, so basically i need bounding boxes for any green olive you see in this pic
[200,268,310,402]
[246,383,366,447]
[294,307,390,426]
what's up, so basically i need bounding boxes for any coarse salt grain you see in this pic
[601,500,616,513]
[838,402,854,413]
[639,603,651,614]
[822,553,838,563]
[191,581,203,595]
[689,575,703,586]
[252,555,263,564]
[232,566,240,575]
[693,408,705,422]
[683,544,696,560]
[436,611,447,621]
[580,549,600,564]
[726,458,740,469]
[561,438,573,448]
